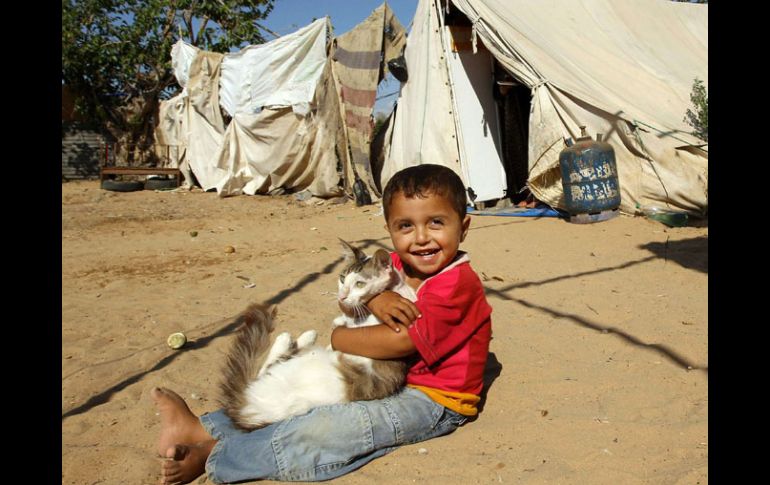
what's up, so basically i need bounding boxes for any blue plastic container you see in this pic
[559,126,621,222]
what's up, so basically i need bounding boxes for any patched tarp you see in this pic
[160,18,343,197]
[214,58,345,197]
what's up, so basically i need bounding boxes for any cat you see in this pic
[219,239,416,430]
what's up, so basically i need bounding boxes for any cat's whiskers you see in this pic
[353,304,368,321]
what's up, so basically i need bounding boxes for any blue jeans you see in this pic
[200,386,467,482]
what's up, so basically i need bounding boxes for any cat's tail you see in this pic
[218,303,277,428]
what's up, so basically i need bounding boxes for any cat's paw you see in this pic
[272,332,293,352]
[332,316,349,328]
[297,329,317,348]
[259,332,294,376]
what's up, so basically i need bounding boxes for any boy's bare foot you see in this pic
[160,441,216,485]
[151,387,212,457]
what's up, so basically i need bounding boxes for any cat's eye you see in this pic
[355,281,367,288]
[339,275,345,283]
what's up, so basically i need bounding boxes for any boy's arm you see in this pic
[331,323,416,359]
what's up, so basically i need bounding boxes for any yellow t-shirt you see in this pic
[408,384,481,416]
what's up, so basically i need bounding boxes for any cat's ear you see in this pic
[338,238,366,263]
[372,249,392,269]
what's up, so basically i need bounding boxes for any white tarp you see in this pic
[219,18,328,116]
[384,0,708,216]
[170,41,199,91]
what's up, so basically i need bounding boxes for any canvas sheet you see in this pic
[382,0,462,188]
[451,0,708,215]
[154,92,187,169]
[384,0,708,216]
[184,51,228,190]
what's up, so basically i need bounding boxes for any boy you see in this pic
[153,164,493,484]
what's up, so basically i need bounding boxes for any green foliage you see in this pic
[684,78,708,143]
[62,0,275,152]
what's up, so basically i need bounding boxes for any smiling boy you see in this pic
[332,163,493,416]
[152,164,492,483]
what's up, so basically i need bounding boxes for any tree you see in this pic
[684,78,708,143]
[62,0,275,164]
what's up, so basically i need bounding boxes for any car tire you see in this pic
[101,179,145,192]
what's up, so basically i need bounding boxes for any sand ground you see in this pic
[61,180,707,484]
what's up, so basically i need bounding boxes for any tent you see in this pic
[380,0,708,216]
[155,4,405,200]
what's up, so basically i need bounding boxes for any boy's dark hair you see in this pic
[382,164,468,221]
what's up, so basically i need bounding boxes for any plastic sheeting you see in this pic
[170,41,198,91]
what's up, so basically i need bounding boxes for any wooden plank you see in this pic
[100,167,182,185]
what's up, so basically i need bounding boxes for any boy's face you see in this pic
[385,191,471,281]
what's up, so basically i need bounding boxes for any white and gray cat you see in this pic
[219,239,416,430]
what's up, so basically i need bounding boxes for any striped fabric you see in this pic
[331,3,406,198]
[334,47,382,70]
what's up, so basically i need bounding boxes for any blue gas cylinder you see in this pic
[559,126,621,223]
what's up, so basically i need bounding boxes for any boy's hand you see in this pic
[366,291,421,332]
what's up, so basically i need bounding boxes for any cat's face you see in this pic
[337,242,394,310]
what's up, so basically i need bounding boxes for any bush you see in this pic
[684,78,708,143]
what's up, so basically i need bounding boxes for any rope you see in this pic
[632,119,706,149]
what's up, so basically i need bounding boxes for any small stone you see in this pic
[190,231,198,237]
[417,448,428,455]
[225,245,235,254]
